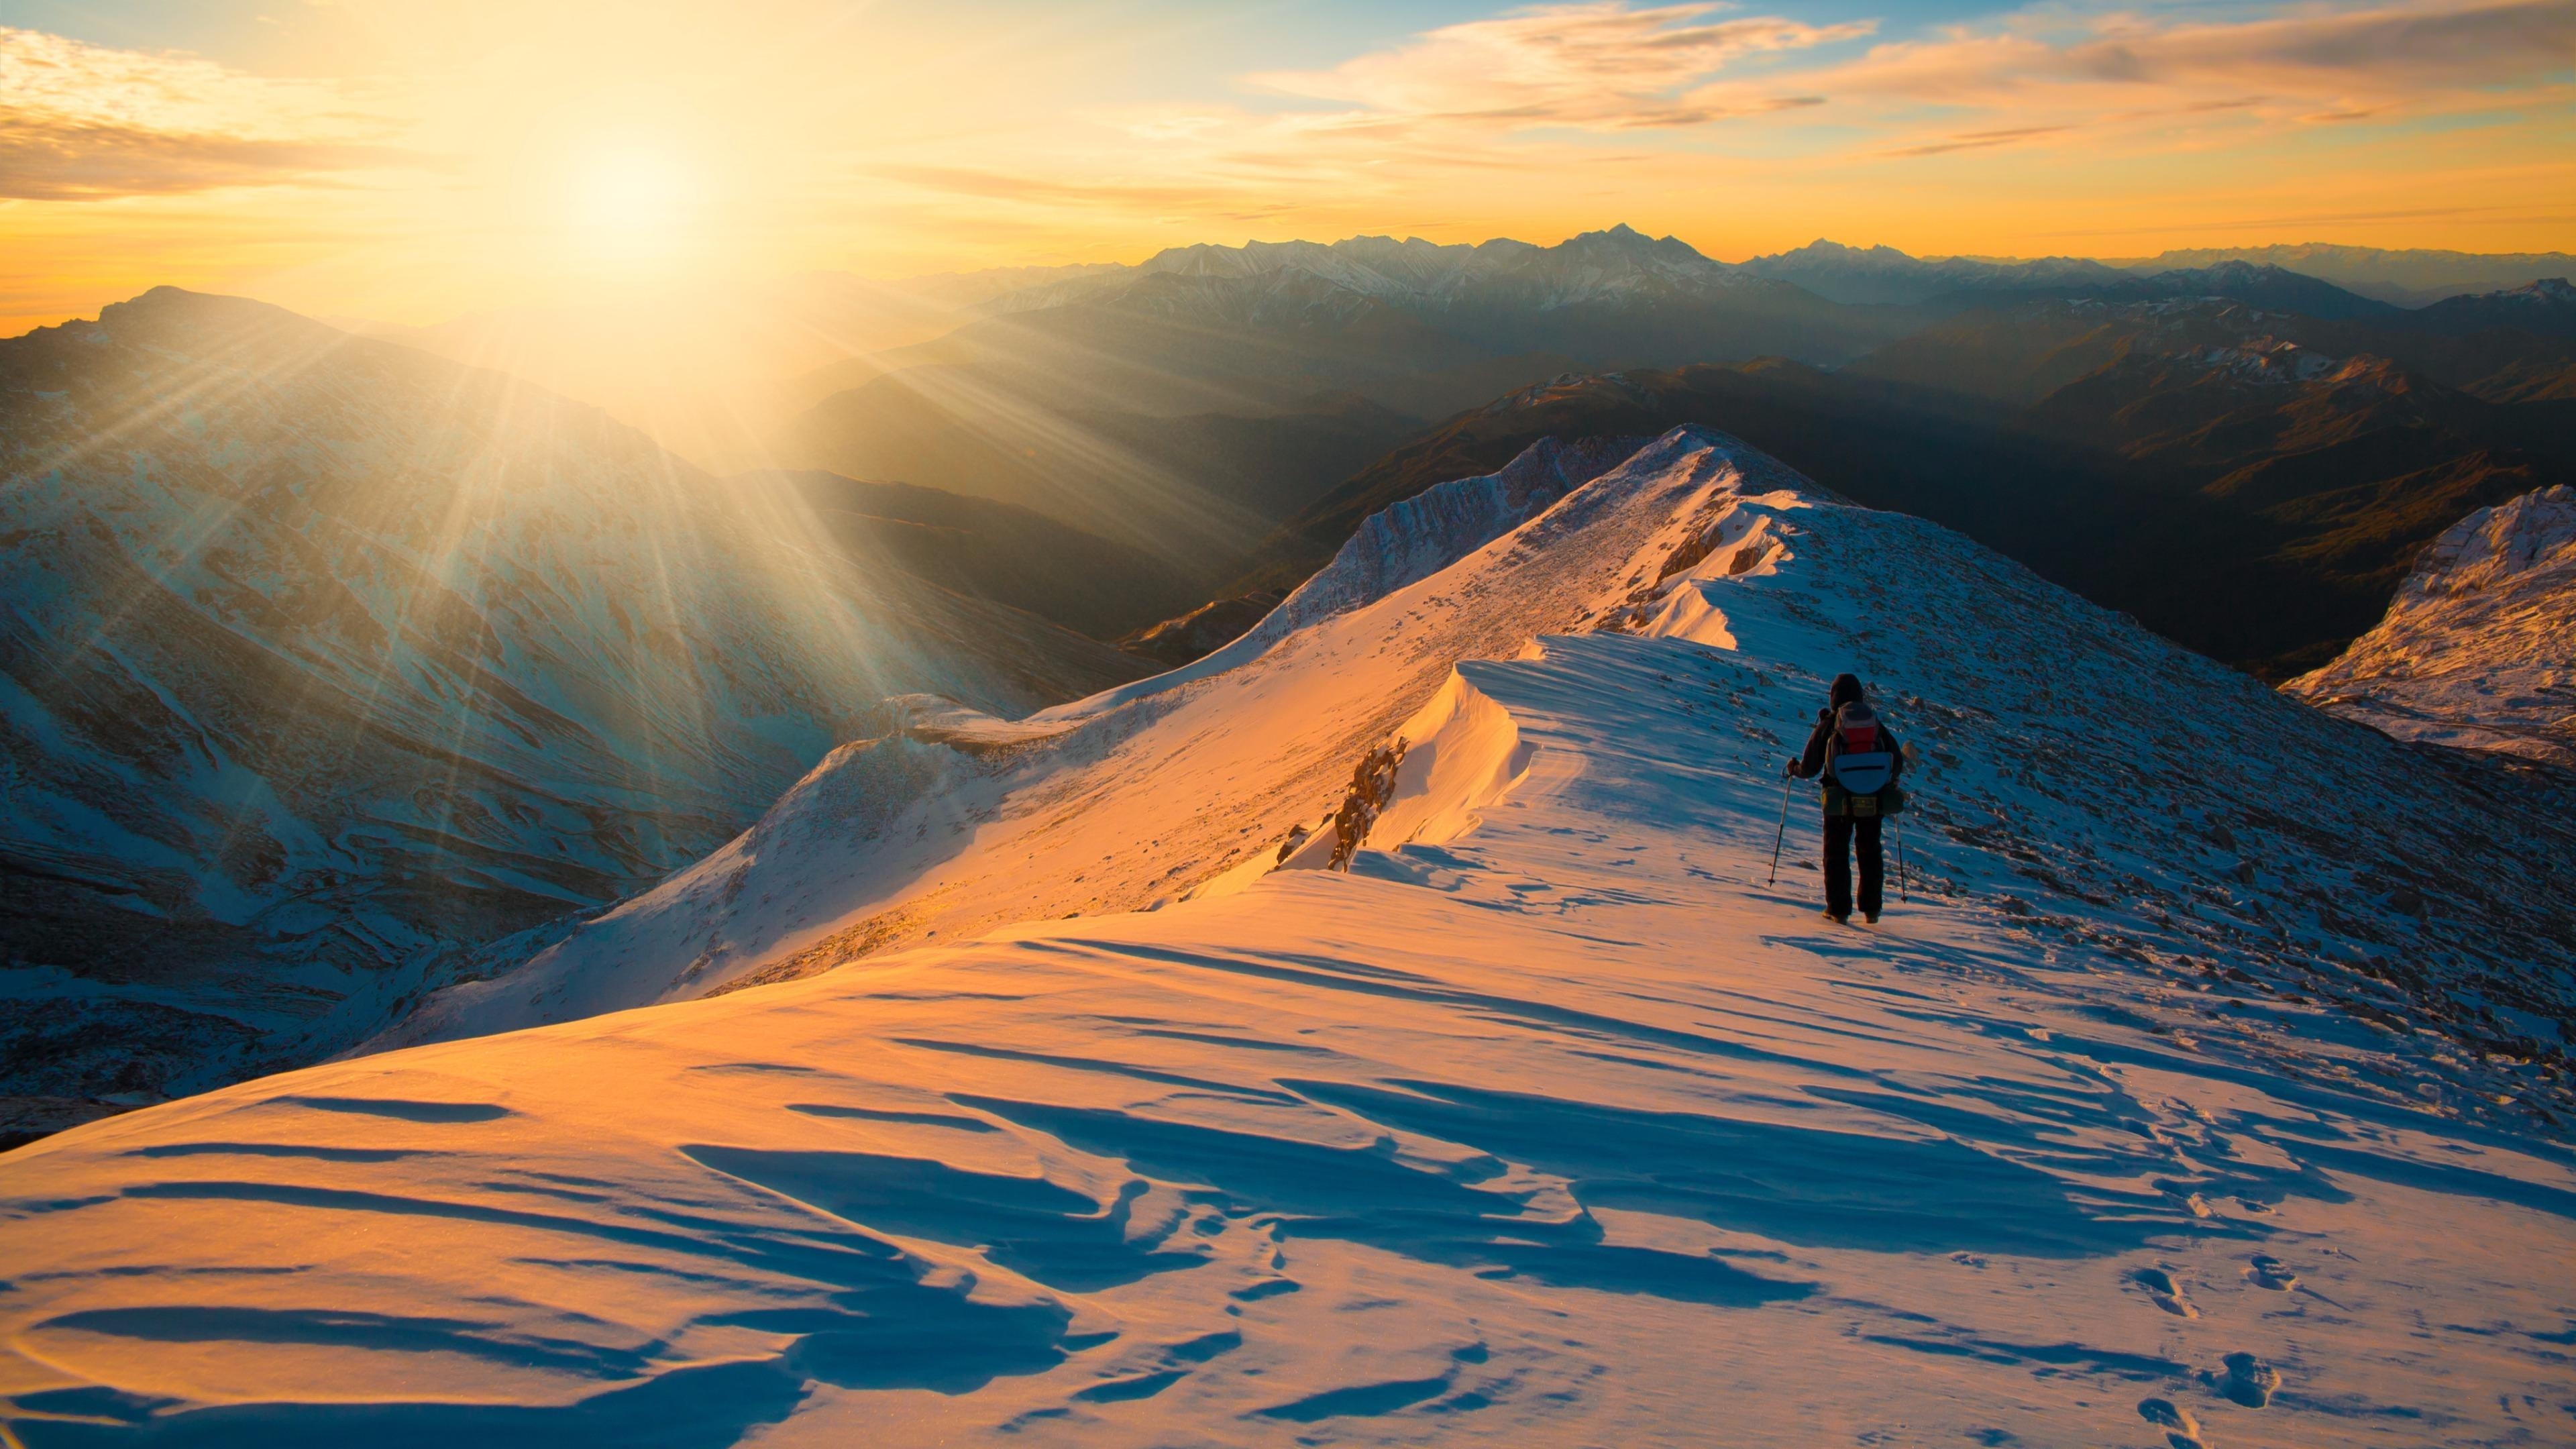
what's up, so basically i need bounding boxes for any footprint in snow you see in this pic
[2245,1254,2298,1291]
[2210,1351,2282,1408]
[2133,1266,2198,1318]
[2137,1397,2208,1449]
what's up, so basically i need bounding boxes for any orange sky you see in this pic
[2,0,2571,335]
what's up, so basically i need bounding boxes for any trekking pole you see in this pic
[1896,819,1910,903]
[1766,771,1794,885]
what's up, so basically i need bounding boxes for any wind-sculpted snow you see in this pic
[11,426,2569,1444]
[0,288,1143,1124]
[2287,486,2576,767]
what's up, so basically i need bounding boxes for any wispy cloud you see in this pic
[0,26,409,199]
[1883,124,2078,157]
[1248,2,1872,131]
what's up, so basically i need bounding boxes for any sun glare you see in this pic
[564,146,698,266]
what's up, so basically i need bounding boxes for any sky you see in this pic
[1,0,2571,333]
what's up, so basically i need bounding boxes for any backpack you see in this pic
[1822,701,1901,816]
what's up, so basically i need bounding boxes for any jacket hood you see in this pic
[1829,674,1864,708]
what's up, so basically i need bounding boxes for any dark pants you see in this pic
[1823,814,1883,917]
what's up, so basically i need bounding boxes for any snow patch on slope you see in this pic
[2287,484,2576,767]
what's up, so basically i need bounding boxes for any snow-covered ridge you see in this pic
[5,426,2572,1446]
[2492,276,2574,304]
[376,429,1747,1034]
[2287,484,2576,767]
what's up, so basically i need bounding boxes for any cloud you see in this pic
[0,26,410,200]
[1776,0,2576,132]
[1248,2,1873,131]
[0,120,414,201]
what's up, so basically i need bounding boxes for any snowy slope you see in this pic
[2286,486,2576,767]
[388,426,2576,1052]
[0,288,1143,1124]
[3,425,2571,1446]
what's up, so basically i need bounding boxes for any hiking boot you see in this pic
[1820,910,1848,924]
[1864,910,1881,924]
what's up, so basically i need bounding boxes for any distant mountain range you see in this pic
[1735,241,2408,317]
[1741,237,2576,309]
[2108,244,2576,307]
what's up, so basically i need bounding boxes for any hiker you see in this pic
[1785,674,1904,924]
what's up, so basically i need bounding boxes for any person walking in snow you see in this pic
[1786,673,1904,924]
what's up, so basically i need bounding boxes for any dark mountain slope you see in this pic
[775,371,1426,575]
[0,288,1144,1126]
[750,472,1201,639]
[1852,297,2576,405]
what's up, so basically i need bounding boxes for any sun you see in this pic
[563,145,698,267]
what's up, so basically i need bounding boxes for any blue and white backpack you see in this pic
[1823,700,1900,813]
